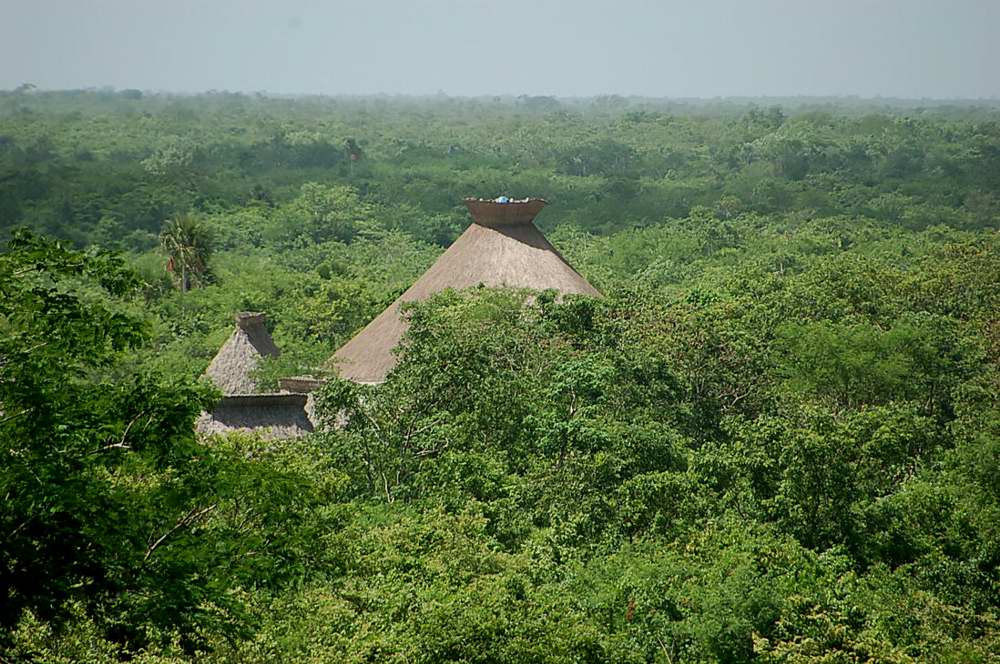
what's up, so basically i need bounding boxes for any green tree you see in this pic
[0,231,207,636]
[159,212,213,292]
[1,231,346,654]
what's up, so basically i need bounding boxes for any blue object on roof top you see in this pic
[496,196,510,204]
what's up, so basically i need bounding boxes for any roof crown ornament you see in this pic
[463,197,547,227]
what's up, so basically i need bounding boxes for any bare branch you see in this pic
[144,503,218,563]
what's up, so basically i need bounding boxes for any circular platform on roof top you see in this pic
[464,197,547,226]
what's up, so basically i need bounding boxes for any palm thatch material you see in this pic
[197,313,315,439]
[195,393,314,439]
[278,376,328,393]
[205,312,280,395]
[327,197,601,383]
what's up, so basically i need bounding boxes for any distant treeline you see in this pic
[2,89,998,247]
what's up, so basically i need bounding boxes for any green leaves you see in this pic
[774,314,970,417]
[4,94,1000,661]
[1,235,350,654]
[159,213,214,293]
[269,183,379,246]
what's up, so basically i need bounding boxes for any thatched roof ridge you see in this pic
[205,312,280,395]
[278,376,327,393]
[327,197,601,384]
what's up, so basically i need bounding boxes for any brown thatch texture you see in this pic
[327,199,601,384]
[278,376,327,393]
[277,376,327,426]
[204,312,280,395]
[195,393,313,439]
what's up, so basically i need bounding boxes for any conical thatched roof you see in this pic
[205,312,280,395]
[327,197,600,383]
[198,314,317,439]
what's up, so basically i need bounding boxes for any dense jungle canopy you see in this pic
[1,90,999,661]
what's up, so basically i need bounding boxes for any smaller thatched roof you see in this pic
[198,313,314,439]
[205,312,280,395]
[195,393,314,439]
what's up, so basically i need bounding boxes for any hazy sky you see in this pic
[3,0,997,98]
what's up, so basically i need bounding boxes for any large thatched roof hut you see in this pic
[197,312,314,439]
[327,197,601,384]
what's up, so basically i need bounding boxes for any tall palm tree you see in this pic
[159,213,213,293]
[345,138,362,176]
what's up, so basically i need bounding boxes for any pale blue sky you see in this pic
[3,0,997,98]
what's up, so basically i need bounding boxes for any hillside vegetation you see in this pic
[2,91,999,661]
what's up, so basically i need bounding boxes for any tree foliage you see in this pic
[2,93,999,661]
